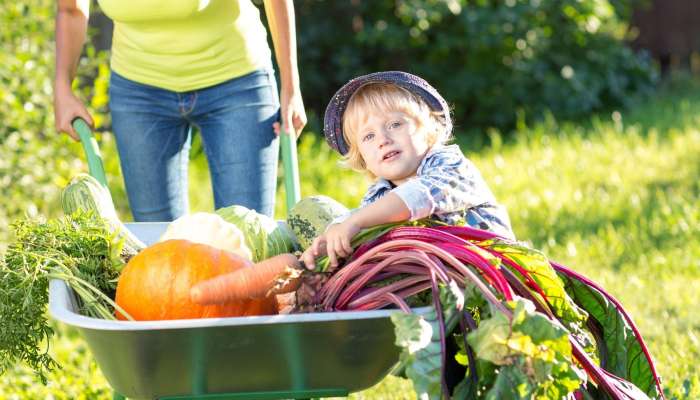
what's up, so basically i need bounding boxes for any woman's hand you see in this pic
[54,86,93,141]
[274,86,306,138]
[55,1,91,140]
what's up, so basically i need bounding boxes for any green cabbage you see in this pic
[216,205,299,262]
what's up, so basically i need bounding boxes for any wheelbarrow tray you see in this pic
[49,222,424,400]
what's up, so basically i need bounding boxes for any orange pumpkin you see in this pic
[115,239,277,320]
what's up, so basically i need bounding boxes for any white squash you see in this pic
[159,212,253,260]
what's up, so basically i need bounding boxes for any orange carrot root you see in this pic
[190,253,301,304]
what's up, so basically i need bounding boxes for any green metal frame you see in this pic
[280,125,301,211]
[72,118,109,189]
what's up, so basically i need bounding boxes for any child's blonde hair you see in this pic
[341,83,451,177]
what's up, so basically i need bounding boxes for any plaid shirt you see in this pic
[360,144,515,239]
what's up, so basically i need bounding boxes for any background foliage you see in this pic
[295,0,657,132]
[1,0,698,399]
[0,2,112,251]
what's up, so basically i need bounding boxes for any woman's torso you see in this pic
[98,0,272,92]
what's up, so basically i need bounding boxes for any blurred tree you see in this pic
[295,0,658,133]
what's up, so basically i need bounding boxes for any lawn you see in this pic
[1,77,698,399]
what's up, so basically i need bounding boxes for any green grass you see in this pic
[1,78,699,399]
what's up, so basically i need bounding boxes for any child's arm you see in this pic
[344,192,411,230]
[391,149,514,238]
[301,192,410,269]
[392,150,494,220]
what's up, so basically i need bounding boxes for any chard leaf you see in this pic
[467,298,584,399]
[452,358,496,399]
[390,283,463,399]
[486,363,532,400]
[558,271,663,399]
[393,312,433,355]
[392,312,442,399]
[466,309,512,365]
[487,241,588,328]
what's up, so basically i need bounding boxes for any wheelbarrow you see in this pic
[48,119,418,399]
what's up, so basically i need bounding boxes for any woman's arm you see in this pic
[54,0,93,139]
[263,0,307,138]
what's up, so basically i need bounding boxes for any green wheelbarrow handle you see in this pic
[72,117,302,213]
[280,125,301,212]
[72,117,109,190]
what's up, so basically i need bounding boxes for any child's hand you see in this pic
[300,220,361,270]
[300,237,327,271]
[323,220,361,268]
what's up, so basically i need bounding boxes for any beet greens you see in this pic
[310,224,664,399]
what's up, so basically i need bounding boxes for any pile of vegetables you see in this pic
[0,179,665,400]
[115,239,277,320]
[336,226,665,399]
[192,223,665,399]
[0,174,299,379]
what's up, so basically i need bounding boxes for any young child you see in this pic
[301,71,514,269]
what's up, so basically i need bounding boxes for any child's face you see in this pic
[354,109,430,185]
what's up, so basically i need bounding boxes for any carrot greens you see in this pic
[0,211,131,382]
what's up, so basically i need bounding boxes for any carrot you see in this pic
[190,253,302,305]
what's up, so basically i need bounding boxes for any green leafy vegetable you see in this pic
[216,205,299,261]
[559,272,663,398]
[0,211,130,382]
[486,240,600,363]
[466,298,584,399]
[391,283,464,400]
[487,241,589,328]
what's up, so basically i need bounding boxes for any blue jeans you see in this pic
[109,69,280,221]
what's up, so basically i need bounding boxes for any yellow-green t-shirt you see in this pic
[98,0,272,92]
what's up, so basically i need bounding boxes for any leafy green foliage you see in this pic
[391,283,463,399]
[488,242,588,329]
[466,298,583,399]
[295,0,657,131]
[0,212,127,383]
[0,1,112,253]
[559,271,661,397]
